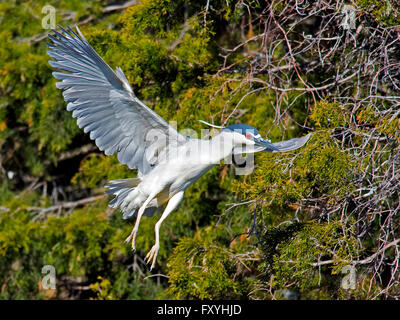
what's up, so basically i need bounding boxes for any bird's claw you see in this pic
[145,245,159,271]
[124,229,137,252]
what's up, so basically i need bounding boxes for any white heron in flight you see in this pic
[47,26,311,269]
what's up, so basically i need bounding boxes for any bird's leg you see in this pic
[145,191,184,270]
[123,227,136,246]
[125,192,157,251]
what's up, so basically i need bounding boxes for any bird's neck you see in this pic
[207,132,235,163]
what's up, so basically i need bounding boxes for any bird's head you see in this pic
[222,124,278,150]
[198,120,279,151]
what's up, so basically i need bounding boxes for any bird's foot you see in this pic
[124,228,137,252]
[145,244,159,271]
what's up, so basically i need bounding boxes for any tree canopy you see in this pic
[0,0,399,300]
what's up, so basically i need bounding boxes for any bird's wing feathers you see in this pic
[232,133,311,154]
[47,26,187,175]
[267,133,311,152]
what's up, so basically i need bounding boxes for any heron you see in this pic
[47,26,311,269]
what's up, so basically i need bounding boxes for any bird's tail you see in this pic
[104,178,158,219]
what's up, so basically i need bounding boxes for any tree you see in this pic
[0,0,399,300]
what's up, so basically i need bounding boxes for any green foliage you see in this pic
[271,221,359,292]
[0,190,163,299]
[310,101,349,129]
[0,1,108,179]
[356,0,400,27]
[1,0,399,300]
[233,132,356,222]
[72,154,135,189]
[166,225,254,299]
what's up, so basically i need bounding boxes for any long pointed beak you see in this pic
[254,137,279,151]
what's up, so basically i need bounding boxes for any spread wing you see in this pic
[47,26,187,175]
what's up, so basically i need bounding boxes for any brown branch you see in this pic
[20,0,138,44]
[29,194,107,220]
[282,239,400,267]
[103,0,138,13]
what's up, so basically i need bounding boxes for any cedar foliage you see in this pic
[0,0,399,300]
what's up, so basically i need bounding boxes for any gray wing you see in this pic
[266,133,311,152]
[232,133,311,154]
[47,26,187,175]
